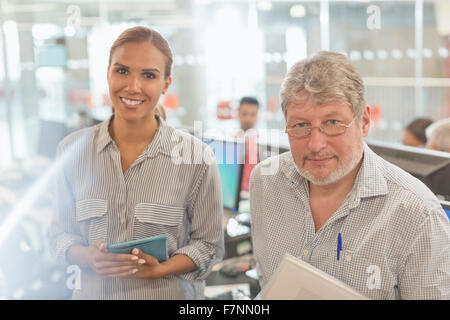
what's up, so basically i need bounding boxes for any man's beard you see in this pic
[295,142,364,186]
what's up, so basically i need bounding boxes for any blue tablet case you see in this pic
[107,234,168,262]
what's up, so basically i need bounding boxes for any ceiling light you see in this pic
[363,50,375,60]
[391,49,403,60]
[350,50,362,61]
[290,5,306,18]
[377,50,388,60]
[438,48,449,58]
[258,0,272,11]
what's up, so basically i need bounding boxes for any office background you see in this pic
[0,0,449,300]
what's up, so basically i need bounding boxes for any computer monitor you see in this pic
[441,201,450,220]
[367,140,450,200]
[258,142,290,162]
[202,138,244,212]
[36,44,68,68]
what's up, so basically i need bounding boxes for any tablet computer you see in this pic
[107,234,168,262]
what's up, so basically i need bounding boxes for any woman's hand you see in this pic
[85,240,141,279]
[68,241,196,280]
[129,248,165,280]
[129,249,197,280]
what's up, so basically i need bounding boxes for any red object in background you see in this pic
[370,104,382,127]
[217,100,233,119]
[268,96,278,113]
[87,92,94,109]
[241,134,258,192]
[69,89,86,105]
[103,93,111,106]
[164,93,179,111]
[69,88,96,108]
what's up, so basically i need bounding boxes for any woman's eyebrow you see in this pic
[113,63,161,73]
[113,63,129,69]
[142,68,161,73]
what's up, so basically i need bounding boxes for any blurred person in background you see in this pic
[426,118,450,153]
[238,97,259,134]
[48,26,224,300]
[402,118,433,147]
[234,97,260,193]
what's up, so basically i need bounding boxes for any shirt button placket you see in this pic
[303,248,311,262]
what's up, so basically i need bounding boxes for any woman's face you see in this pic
[107,41,171,123]
[402,130,424,147]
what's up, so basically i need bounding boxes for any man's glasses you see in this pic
[285,118,356,138]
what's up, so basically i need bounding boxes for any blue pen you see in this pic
[337,232,342,261]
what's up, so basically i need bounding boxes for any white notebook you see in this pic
[260,253,369,300]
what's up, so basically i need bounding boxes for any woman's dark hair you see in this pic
[405,118,433,144]
[109,26,173,78]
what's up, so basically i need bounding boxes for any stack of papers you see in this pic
[260,253,369,300]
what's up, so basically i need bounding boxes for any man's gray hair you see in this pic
[280,51,366,119]
[426,118,450,151]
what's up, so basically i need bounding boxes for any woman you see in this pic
[48,26,224,299]
[402,117,433,147]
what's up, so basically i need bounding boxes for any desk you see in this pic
[205,252,258,300]
[204,202,256,300]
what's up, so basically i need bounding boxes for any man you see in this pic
[426,118,450,152]
[235,97,260,192]
[250,51,450,299]
[238,97,259,133]
[424,118,450,201]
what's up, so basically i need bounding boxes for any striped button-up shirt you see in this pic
[48,115,224,299]
[250,143,450,299]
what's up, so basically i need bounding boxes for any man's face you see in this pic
[238,103,258,132]
[286,96,370,186]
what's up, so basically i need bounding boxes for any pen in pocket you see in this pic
[337,232,342,261]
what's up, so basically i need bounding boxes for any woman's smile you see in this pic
[120,96,146,108]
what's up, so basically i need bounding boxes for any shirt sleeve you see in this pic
[173,148,224,281]
[249,165,267,289]
[398,208,450,299]
[47,143,85,267]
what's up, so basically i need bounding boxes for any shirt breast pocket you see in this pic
[76,199,108,245]
[337,250,398,300]
[133,203,186,255]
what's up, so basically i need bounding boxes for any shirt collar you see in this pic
[282,141,388,203]
[96,114,176,158]
[96,115,114,153]
[350,142,388,201]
